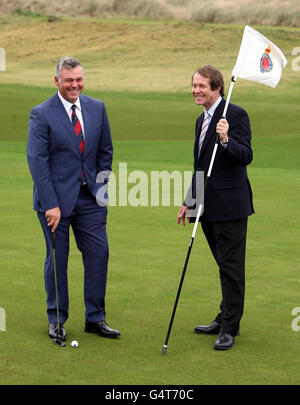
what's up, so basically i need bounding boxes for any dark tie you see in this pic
[71,105,85,180]
[71,104,85,154]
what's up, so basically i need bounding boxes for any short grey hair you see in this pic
[55,56,84,80]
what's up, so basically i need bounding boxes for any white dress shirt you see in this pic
[206,95,222,118]
[57,92,85,138]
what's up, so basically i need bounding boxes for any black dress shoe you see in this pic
[194,320,221,335]
[49,322,66,341]
[85,321,120,338]
[214,332,234,350]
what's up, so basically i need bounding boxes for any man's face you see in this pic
[55,65,84,103]
[192,72,221,110]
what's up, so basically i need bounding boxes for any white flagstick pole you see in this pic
[223,75,237,118]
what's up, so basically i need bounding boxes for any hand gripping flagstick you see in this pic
[161,78,235,356]
[162,25,287,355]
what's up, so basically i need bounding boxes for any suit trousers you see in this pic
[38,185,109,324]
[200,215,248,335]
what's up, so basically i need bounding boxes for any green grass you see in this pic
[0,17,300,386]
[1,93,300,385]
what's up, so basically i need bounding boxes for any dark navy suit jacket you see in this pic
[27,93,113,217]
[186,98,254,222]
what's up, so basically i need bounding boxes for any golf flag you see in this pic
[0,47,6,71]
[232,25,287,88]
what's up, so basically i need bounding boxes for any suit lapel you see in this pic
[79,96,89,159]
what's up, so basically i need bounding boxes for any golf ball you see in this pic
[71,340,79,348]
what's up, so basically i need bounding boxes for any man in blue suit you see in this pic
[177,65,254,350]
[27,56,120,341]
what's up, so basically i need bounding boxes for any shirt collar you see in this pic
[57,91,82,112]
[205,96,222,117]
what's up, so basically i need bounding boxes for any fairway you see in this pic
[0,15,300,386]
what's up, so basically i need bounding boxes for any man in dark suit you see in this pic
[27,56,120,342]
[177,65,254,350]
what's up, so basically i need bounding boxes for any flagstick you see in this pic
[223,76,237,118]
[162,133,219,355]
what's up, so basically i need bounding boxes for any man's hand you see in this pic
[216,118,229,143]
[177,205,190,226]
[45,207,61,232]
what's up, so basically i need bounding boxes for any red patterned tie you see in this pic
[71,105,85,179]
[71,104,85,154]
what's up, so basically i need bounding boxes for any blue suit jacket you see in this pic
[27,93,113,217]
[186,98,254,222]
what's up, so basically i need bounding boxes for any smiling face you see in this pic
[55,65,84,103]
[192,72,221,110]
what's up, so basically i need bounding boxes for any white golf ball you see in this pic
[71,340,79,348]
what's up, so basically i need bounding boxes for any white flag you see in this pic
[232,25,287,88]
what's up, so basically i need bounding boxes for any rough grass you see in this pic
[0,15,299,93]
[1,0,300,27]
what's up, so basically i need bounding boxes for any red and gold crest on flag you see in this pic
[260,46,273,73]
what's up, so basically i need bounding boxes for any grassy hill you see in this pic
[1,0,300,27]
[0,14,299,93]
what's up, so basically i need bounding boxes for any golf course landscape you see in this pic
[0,6,300,386]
